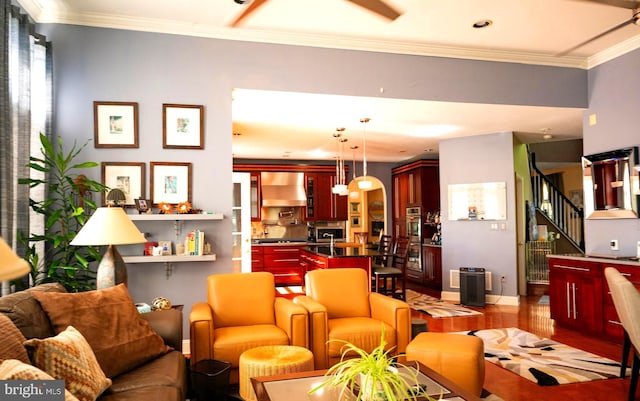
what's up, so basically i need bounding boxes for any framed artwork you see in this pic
[135,198,150,213]
[101,162,145,207]
[351,216,361,227]
[94,101,139,148]
[150,162,192,205]
[162,104,204,149]
[350,203,360,213]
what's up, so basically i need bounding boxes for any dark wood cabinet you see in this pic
[252,245,305,286]
[601,262,640,342]
[423,244,442,290]
[251,246,264,271]
[250,172,261,222]
[305,173,347,221]
[548,257,603,334]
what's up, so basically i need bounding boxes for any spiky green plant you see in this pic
[17,133,107,292]
[309,328,439,401]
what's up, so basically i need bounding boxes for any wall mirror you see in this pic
[582,146,639,219]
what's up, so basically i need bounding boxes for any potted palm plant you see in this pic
[309,330,439,401]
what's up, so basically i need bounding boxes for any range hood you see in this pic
[261,172,307,207]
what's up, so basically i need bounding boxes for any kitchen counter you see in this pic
[303,245,383,258]
[547,253,640,267]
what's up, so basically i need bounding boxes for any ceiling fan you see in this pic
[560,0,640,55]
[230,0,402,27]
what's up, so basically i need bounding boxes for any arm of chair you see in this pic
[140,308,183,351]
[368,292,412,354]
[293,295,329,369]
[274,297,309,349]
[189,302,215,364]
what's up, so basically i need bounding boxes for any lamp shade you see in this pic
[0,237,30,281]
[71,207,146,246]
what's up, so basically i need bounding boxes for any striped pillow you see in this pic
[0,359,80,401]
[24,326,112,401]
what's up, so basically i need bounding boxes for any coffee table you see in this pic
[251,361,483,401]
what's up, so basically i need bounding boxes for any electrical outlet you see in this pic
[610,239,619,251]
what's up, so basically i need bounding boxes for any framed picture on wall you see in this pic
[94,101,139,148]
[351,216,360,227]
[162,104,204,149]
[150,162,192,205]
[101,162,145,207]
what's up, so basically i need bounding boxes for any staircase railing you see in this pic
[530,153,585,252]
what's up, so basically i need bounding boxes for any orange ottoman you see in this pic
[239,345,314,401]
[405,332,485,397]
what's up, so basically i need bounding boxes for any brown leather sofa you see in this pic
[0,283,186,401]
[294,268,412,369]
[189,272,308,384]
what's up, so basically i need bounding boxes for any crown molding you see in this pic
[19,0,638,70]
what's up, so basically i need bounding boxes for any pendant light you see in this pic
[349,145,361,199]
[331,128,348,196]
[358,117,372,190]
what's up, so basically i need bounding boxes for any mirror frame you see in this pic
[582,146,639,219]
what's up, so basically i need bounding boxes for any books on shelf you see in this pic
[185,229,205,256]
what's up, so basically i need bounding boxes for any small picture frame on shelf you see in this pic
[158,240,172,256]
[135,198,150,214]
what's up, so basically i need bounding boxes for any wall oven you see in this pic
[405,206,422,272]
[315,226,345,243]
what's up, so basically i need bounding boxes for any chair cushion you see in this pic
[306,269,371,319]
[213,325,290,367]
[0,313,30,364]
[0,282,66,339]
[24,326,112,401]
[327,317,396,358]
[208,272,276,327]
[32,284,170,378]
[0,359,80,401]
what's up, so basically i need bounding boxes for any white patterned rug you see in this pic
[456,327,626,386]
[406,289,482,318]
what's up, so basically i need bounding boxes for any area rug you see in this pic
[456,327,626,386]
[405,289,482,318]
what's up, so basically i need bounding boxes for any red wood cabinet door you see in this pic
[420,166,440,213]
[251,246,264,272]
[314,174,333,221]
[304,174,317,221]
[602,263,640,342]
[393,173,409,219]
[250,172,261,222]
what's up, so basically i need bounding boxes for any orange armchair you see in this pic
[189,272,308,384]
[294,268,411,369]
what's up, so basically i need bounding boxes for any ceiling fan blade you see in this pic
[574,0,640,9]
[557,17,636,55]
[347,0,402,21]
[230,0,269,27]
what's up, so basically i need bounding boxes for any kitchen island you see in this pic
[299,245,377,282]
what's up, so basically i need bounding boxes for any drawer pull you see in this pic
[607,320,623,326]
[555,264,590,272]
[273,258,299,263]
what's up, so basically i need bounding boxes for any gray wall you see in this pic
[584,48,640,256]
[439,132,517,296]
[38,23,589,336]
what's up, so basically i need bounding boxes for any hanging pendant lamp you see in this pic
[331,128,349,196]
[358,117,373,190]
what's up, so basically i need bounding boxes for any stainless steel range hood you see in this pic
[261,172,307,207]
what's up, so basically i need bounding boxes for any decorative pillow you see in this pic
[0,359,80,401]
[32,284,170,377]
[0,313,30,363]
[24,326,111,401]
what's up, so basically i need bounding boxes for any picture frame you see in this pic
[135,198,150,213]
[351,216,361,227]
[101,162,145,207]
[150,162,192,206]
[94,101,139,148]
[350,203,360,213]
[158,240,172,256]
[162,104,204,149]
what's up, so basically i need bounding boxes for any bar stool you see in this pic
[372,236,408,300]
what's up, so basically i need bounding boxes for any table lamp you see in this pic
[71,206,146,289]
[0,237,30,281]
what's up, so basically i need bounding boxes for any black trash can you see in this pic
[191,359,232,401]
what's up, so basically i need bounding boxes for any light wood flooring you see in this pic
[409,284,632,401]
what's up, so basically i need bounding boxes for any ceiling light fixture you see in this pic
[358,118,372,190]
[472,19,493,29]
[331,128,349,196]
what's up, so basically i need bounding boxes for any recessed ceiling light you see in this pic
[472,20,493,29]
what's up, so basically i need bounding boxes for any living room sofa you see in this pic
[0,283,186,401]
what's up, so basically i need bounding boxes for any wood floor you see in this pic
[409,284,633,401]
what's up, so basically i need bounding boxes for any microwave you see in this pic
[315,227,345,242]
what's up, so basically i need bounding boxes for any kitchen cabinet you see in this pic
[253,244,306,286]
[299,248,371,281]
[250,172,261,222]
[423,244,442,290]
[601,262,640,342]
[392,160,439,239]
[548,257,603,334]
[304,173,347,221]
